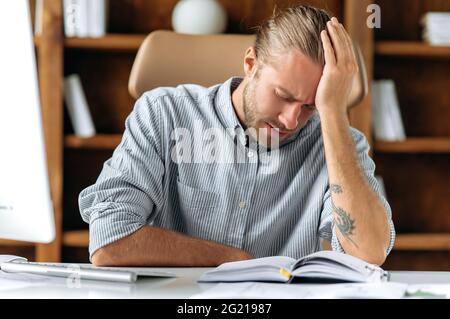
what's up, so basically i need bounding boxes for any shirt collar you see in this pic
[215,77,242,132]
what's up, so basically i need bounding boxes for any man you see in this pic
[79,5,395,267]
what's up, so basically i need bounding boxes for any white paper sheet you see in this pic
[192,282,408,299]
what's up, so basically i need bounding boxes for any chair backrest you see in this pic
[129,30,368,109]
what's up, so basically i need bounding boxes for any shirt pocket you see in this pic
[176,179,222,241]
[176,180,220,209]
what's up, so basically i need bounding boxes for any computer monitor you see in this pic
[0,0,55,243]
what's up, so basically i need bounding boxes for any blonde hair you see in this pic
[254,5,331,67]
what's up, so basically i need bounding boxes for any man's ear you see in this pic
[244,46,258,78]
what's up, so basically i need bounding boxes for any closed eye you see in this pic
[275,89,316,110]
[302,104,316,111]
[275,90,296,103]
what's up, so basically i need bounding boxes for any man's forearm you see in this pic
[91,226,253,267]
[320,111,390,265]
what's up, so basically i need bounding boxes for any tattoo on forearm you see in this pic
[330,184,358,248]
[330,184,343,194]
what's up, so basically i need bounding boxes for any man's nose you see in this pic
[278,104,302,130]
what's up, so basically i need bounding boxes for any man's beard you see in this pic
[243,80,291,131]
[242,80,279,148]
[242,81,259,129]
[242,80,307,149]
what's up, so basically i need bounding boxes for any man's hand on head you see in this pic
[315,17,359,119]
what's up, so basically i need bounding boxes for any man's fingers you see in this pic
[336,22,353,54]
[336,21,359,73]
[321,30,336,66]
[324,16,358,71]
[328,17,357,66]
[326,18,346,60]
[341,27,358,66]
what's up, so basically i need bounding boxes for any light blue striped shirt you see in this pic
[79,77,395,259]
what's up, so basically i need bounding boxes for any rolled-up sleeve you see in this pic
[318,128,396,257]
[79,94,165,259]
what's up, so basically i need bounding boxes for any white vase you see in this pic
[172,0,227,35]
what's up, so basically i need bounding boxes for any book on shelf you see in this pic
[34,0,43,35]
[63,0,108,38]
[63,0,88,37]
[421,12,450,46]
[63,0,77,37]
[88,0,109,37]
[199,251,390,284]
[63,74,96,138]
[372,80,406,142]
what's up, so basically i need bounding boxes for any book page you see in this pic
[292,251,388,283]
[214,256,295,272]
[199,256,296,283]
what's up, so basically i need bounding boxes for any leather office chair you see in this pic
[129,30,368,109]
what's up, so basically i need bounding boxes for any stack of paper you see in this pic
[422,12,450,46]
[372,80,406,141]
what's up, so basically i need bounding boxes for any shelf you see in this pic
[0,239,34,247]
[374,138,450,153]
[64,34,147,52]
[394,234,450,251]
[375,41,450,59]
[65,134,122,150]
[63,230,89,248]
[0,231,89,248]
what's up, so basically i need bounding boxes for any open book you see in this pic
[199,251,390,284]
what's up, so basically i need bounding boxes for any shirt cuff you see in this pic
[87,206,146,261]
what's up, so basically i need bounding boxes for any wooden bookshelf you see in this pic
[64,34,146,52]
[65,134,122,150]
[28,0,64,262]
[375,138,450,153]
[0,239,34,247]
[373,0,450,271]
[375,41,450,58]
[63,230,89,248]
[394,234,450,251]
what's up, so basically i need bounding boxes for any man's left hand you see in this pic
[315,17,358,117]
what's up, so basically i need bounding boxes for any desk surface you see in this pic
[2,267,450,299]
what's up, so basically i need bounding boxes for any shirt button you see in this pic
[248,151,254,158]
[239,201,246,209]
